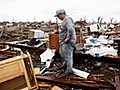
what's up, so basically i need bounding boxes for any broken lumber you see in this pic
[36,75,108,89]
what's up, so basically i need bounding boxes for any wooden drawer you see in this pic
[49,34,84,49]
[49,34,60,49]
[0,60,24,83]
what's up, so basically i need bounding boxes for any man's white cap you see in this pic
[54,9,66,17]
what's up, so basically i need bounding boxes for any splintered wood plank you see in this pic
[38,82,52,87]
[36,75,108,88]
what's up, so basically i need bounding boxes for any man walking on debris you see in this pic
[54,9,76,78]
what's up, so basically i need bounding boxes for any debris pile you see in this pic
[0,20,120,90]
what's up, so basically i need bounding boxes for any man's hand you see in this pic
[64,38,68,43]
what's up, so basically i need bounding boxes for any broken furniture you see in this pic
[0,51,38,90]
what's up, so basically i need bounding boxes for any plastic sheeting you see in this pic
[85,46,117,57]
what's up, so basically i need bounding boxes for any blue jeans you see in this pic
[59,43,74,73]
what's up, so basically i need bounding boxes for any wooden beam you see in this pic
[36,75,108,89]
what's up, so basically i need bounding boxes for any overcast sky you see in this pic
[0,0,120,22]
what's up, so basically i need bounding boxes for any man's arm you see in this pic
[64,17,75,43]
